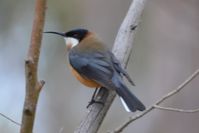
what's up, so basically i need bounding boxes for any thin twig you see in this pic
[111,68,199,133]
[153,105,199,113]
[0,112,21,126]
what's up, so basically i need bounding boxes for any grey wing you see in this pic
[109,52,135,86]
[69,51,114,86]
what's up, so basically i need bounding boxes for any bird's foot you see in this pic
[86,99,104,108]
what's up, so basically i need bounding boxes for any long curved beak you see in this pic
[43,31,65,37]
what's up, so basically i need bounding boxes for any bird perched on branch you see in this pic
[44,28,145,112]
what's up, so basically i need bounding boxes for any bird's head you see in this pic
[44,28,89,50]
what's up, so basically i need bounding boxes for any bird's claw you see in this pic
[86,99,104,108]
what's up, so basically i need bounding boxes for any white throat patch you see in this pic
[64,37,79,49]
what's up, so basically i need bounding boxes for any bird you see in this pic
[44,28,145,112]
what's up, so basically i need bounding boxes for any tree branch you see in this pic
[111,68,199,133]
[0,112,21,126]
[153,105,199,113]
[20,0,46,133]
[74,0,147,133]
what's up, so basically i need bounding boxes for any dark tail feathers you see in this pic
[112,74,145,112]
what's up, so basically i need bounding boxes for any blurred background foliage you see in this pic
[0,0,199,133]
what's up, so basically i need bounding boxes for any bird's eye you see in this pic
[73,34,78,37]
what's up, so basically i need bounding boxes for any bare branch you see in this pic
[0,112,21,126]
[111,68,199,133]
[153,105,199,113]
[20,0,46,133]
[74,0,147,132]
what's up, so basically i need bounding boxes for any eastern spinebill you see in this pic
[44,28,145,112]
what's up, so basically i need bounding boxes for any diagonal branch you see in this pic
[20,0,46,133]
[153,105,199,113]
[111,68,199,133]
[0,112,21,126]
[74,0,147,133]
